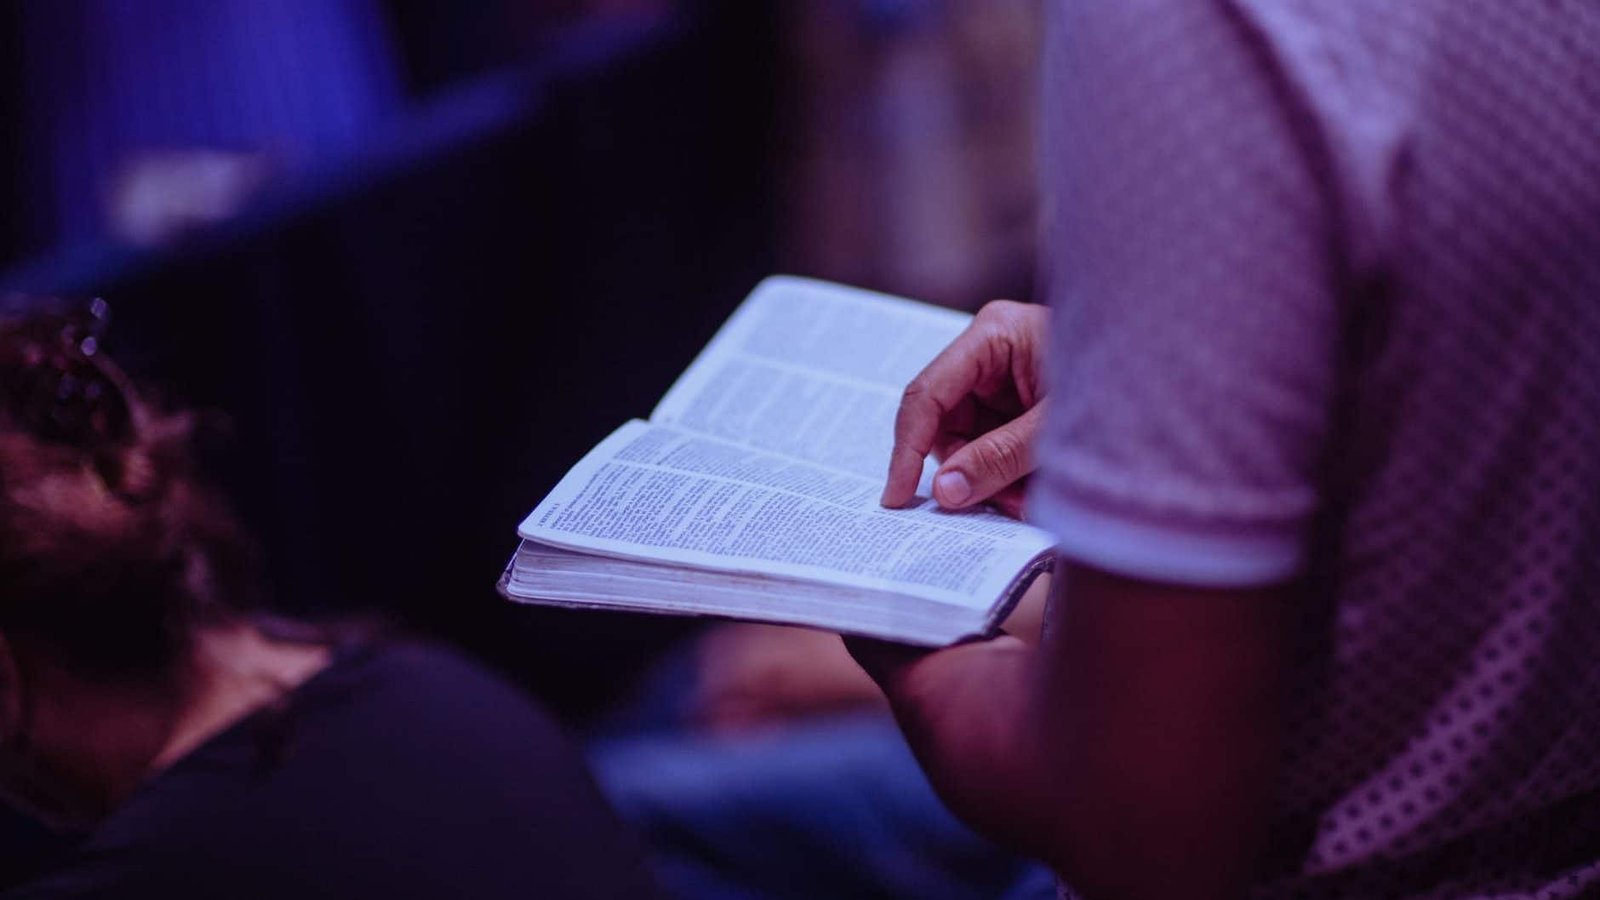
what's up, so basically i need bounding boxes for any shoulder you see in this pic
[0,846,189,900]
[13,639,657,900]
[277,637,583,769]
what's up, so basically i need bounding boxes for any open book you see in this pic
[499,276,1054,646]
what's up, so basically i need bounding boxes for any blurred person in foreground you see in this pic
[858,2,1600,899]
[0,303,658,899]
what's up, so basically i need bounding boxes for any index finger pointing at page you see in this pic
[881,327,989,509]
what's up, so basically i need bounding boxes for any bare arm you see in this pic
[1036,564,1289,897]
[862,290,1294,896]
[854,563,1290,899]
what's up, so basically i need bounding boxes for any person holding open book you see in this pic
[857,3,1600,899]
[0,301,659,899]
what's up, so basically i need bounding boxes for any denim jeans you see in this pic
[591,711,1055,900]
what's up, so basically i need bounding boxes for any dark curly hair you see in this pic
[0,304,259,682]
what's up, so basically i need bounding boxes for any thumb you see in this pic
[932,405,1044,510]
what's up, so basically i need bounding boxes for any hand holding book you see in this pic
[881,300,1050,519]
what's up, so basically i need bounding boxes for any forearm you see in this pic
[867,636,1060,856]
[858,564,1288,900]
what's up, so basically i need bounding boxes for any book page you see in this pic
[651,276,971,480]
[519,420,1053,608]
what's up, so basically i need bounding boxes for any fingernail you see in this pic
[935,470,971,505]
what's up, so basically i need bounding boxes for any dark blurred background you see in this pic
[0,0,1038,880]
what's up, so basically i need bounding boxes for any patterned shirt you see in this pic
[1031,2,1600,896]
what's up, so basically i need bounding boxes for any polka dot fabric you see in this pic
[1033,1,1600,897]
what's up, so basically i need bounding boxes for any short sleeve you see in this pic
[1031,0,1345,587]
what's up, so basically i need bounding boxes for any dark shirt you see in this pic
[3,639,659,899]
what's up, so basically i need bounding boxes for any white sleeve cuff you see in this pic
[1029,494,1306,588]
